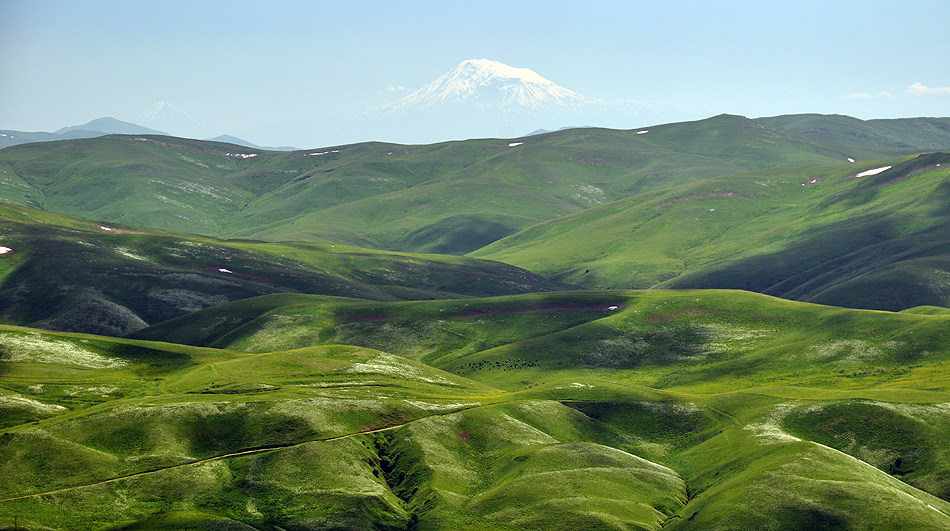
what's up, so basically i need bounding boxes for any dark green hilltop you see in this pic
[1,113,950,530]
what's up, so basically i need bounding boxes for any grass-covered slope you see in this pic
[476,152,950,311]
[760,114,950,160]
[134,288,950,512]
[0,325,690,530]
[133,289,950,396]
[1,114,912,254]
[0,203,569,337]
[5,287,950,529]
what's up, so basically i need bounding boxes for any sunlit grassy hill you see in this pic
[0,203,569,336]
[761,114,950,160]
[476,152,950,311]
[4,288,950,529]
[3,114,931,255]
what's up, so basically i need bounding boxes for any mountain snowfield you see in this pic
[346,59,691,144]
[375,59,595,111]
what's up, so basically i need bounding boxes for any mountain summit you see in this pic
[136,101,209,139]
[337,59,692,145]
[378,59,592,112]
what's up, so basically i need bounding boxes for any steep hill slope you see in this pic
[0,114,911,254]
[0,204,569,336]
[475,153,950,311]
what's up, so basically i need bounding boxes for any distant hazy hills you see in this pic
[1,110,295,151]
[0,117,160,149]
[54,117,166,137]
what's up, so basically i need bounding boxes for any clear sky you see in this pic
[2,0,949,147]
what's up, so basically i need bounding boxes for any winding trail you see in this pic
[0,420,417,503]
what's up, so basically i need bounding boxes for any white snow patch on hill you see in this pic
[855,166,892,177]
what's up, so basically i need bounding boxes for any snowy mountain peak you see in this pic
[456,59,555,85]
[352,59,686,146]
[376,59,592,112]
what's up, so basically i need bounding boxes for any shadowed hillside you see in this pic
[0,204,570,336]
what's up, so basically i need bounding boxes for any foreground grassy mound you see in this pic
[0,326,686,530]
[475,152,950,311]
[3,295,950,529]
[0,203,568,336]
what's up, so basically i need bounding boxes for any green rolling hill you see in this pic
[0,203,569,337]
[475,152,950,311]
[5,113,945,255]
[760,114,950,160]
[4,289,950,529]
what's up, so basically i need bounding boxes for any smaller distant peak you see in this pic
[148,101,179,111]
[460,58,504,68]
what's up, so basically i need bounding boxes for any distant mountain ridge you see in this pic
[1,112,295,151]
[54,117,166,136]
[0,117,165,149]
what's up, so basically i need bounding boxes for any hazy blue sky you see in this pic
[2,0,949,147]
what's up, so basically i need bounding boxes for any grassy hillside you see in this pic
[4,288,950,529]
[760,114,950,160]
[0,203,569,337]
[475,152,950,311]
[2,114,918,254]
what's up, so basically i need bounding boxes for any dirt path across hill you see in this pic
[0,419,423,502]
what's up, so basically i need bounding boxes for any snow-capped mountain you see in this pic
[136,101,209,139]
[342,59,691,145]
[376,59,595,112]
